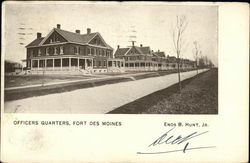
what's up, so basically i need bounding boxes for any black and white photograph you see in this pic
[1,2,249,163]
[3,3,218,114]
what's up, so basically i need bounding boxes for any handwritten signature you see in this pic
[137,127,215,154]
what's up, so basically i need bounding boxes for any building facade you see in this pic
[114,42,196,71]
[26,24,124,74]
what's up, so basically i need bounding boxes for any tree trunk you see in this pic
[196,59,198,75]
[177,57,181,93]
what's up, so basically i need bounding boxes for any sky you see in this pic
[3,2,218,66]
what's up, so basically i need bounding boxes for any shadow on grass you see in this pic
[107,69,217,114]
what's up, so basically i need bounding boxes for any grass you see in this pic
[4,74,93,88]
[108,68,218,114]
[4,68,199,102]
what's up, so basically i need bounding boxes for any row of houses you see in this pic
[25,24,196,74]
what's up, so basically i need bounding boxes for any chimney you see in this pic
[158,50,160,52]
[117,45,120,49]
[57,24,61,29]
[132,41,135,46]
[140,44,143,47]
[75,30,80,34]
[151,50,154,52]
[87,28,91,34]
[37,32,42,39]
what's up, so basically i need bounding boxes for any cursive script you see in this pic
[137,127,215,154]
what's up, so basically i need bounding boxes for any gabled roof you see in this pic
[153,51,165,58]
[114,48,130,56]
[168,56,177,62]
[26,37,44,47]
[26,27,113,49]
[114,46,152,56]
[54,28,97,45]
[139,46,151,54]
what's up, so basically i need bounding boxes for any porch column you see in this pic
[69,57,71,70]
[31,59,33,70]
[85,59,87,69]
[52,58,54,70]
[37,59,40,69]
[60,58,62,71]
[77,57,79,70]
[45,59,47,70]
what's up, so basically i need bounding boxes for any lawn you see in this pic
[4,74,94,88]
[4,69,203,102]
[108,68,218,114]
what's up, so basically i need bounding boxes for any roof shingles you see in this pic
[26,37,44,47]
[26,28,112,49]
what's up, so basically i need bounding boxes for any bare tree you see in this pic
[192,41,201,75]
[172,15,188,92]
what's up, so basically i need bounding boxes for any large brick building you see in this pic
[26,24,124,73]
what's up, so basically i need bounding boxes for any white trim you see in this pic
[124,47,132,56]
[39,28,69,46]
[87,32,113,49]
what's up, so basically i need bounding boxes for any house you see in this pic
[152,50,168,70]
[114,42,160,71]
[25,24,124,74]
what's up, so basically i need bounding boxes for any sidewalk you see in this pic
[4,69,208,114]
[5,71,156,91]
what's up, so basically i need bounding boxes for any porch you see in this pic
[30,56,94,72]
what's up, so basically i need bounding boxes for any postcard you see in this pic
[1,1,249,163]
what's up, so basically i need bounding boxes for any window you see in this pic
[87,48,91,55]
[91,48,94,55]
[93,48,96,56]
[108,61,112,67]
[103,60,106,67]
[93,60,96,67]
[98,61,102,67]
[50,47,54,55]
[38,49,41,56]
[103,50,106,57]
[99,49,101,56]
[54,47,58,55]
[74,46,79,54]
[30,50,34,57]
[60,46,64,55]
[46,47,49,55]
